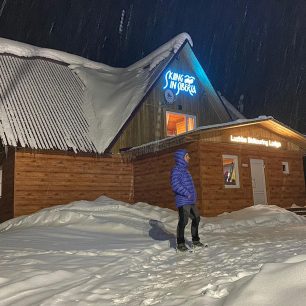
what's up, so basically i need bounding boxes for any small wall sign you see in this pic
[164,89,175,104]
[163,70,197,97]
[230,135,281,148]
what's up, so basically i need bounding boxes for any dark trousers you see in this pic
[177,204,200,244]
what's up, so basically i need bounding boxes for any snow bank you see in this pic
[0,196,177,234]
[291,203,306,208]
[203,205,306,232]
[2,198,304,235]
[222,259,306,306]
[0,196,305,305]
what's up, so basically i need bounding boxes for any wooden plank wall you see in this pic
[133,139,305,218]
[3,134,305,221]
[13,151,133,218]
[133,142,201,213]
[199,141,306,216]
[200,142,254,216]
[265,152,305,207]
[111,45,222,153]
[0,148,15,222]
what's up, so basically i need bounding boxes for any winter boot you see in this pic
[177,243,188,252]
[193,241,205,248]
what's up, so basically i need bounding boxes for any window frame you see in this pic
[282,161,289,174]
[165,111,197,137]
[222,154,240,189]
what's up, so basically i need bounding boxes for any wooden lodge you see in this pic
[0,34,305,222]
[129,118,306,216]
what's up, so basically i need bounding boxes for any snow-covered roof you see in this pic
[217,92,246,120]
[126,116,306,156]
[0,54,97,151]
[0,33,192,153]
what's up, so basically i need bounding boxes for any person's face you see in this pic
[184,153,190,163]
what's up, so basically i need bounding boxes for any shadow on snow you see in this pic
[149,219,176,249]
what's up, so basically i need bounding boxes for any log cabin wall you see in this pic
[111,44,228,153]
[198,126,306,216]
[1,124,304,221]
[132,125,305,217]
[265,151,305,207]
[133,142,202,213]
[199,142,305,216]
[12,151,133,218]
[0,148,15,222]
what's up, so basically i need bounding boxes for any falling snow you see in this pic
[0,1,305,133]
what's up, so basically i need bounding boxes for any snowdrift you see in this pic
[223,258,306,306]
[0,197,305,306]
[203,204,305,233]
[1,197,305,233]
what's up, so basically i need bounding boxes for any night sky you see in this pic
[0,0,305,133]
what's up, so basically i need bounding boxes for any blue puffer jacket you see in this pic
[170,149,197,207]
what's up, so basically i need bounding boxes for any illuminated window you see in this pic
[222,155,240,188]
[166,111,196,136]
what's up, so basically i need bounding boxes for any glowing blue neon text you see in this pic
[163,70,197,96]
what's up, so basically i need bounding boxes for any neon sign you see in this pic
[163,70,197,96]
[230,135,281,148]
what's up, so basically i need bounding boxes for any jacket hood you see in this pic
[174,149,188,167]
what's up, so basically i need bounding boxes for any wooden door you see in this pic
[250,159,267,205]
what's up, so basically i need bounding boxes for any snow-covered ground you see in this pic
[0,196,305,306]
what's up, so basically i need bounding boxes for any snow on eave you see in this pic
[191,116,306,146]
[217,92,245,120]
[0,33,192,72]
[0,37,113,70]
[267,117,306,138]
[126,116,306,155]
[127,32,193,71]
[192,116,274,133]
[125,117,273,153]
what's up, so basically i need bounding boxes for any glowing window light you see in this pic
[166,112,196,136]
[163,70,197,96]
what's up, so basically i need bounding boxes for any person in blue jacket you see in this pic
[170,149,204,251]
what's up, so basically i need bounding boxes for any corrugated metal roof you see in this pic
[0,52,176,154]
[0,34,238,154]
[0,35,192,154]
[0,55,97,152]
